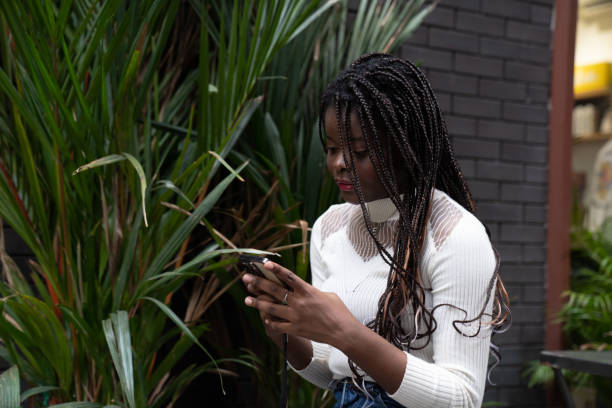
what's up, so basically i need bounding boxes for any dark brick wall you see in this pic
[400,0,554,406]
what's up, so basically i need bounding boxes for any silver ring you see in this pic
[282,291,289,305]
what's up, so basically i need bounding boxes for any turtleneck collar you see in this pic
[364,196,398,223]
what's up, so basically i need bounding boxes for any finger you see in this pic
[243,273,287,302]
[244,282,265,296]
[245,296,292,321]
[264,319,292,335]
[263,261,309,294]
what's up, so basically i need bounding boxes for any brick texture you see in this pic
[401,1,552,405]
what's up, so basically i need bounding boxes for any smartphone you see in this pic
[238,254,287,287]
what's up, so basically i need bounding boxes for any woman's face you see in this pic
[324,107,389,204]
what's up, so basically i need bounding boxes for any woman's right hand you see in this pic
[243,272,314,369]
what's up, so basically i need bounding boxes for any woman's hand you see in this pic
[242,261,360,348]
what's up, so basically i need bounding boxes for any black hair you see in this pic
[319,53,510,381]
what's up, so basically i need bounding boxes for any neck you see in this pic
[365,196,397,222]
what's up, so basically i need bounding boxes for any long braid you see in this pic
[319,53,510,382]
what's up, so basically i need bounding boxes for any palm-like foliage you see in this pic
[563,220,612,348]
[219,1,434,405]
[239,0,434,226]
[0,0,331,405]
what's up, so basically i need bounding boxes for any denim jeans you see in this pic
[332,379,405,408]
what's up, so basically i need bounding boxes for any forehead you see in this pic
[324,107,365,142]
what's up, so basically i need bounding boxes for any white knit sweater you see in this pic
[293,189,496,407]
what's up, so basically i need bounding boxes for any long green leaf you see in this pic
[102,311,135,408]
[21,385,60,403]
[143,161,248,280]
[142,297,225,394]
[0,365,19,408]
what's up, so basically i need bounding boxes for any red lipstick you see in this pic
[335,179,353,191]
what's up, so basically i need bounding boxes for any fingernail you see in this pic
[243,274,252,283]
[245,297,253,306]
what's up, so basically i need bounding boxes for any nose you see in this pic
[331,150,347,174]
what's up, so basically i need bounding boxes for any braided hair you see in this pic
[319,53,510,380]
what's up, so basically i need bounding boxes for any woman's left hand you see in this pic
[243,261,359,347]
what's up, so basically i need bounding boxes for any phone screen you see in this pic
[238,254,286,287]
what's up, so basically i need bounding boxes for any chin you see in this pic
[340,191,360,204]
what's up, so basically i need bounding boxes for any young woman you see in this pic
[243,53,509,407]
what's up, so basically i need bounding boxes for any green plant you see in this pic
[216,1,435,405]
[0,0,331,406]
[523,216,612,402]
[242,0,435,226]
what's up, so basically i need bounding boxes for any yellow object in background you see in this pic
[574,62,612,96]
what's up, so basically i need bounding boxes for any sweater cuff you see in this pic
[387,352,470,408]
[288,341,334,390]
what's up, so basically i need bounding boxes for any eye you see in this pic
[325,146,338,155]
[354,150,368,158]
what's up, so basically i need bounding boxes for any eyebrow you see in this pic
[326,135,365,143]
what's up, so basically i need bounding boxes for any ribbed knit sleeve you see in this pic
[289,216,334,389]
[388,216,496,408]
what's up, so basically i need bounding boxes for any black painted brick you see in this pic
[525,165,548,182]
[505,284,522,303]
[523,245,546,263]
[504,102,548,124]
[455,54,503,78]
[445,115,476,136]
[512,306,545,323]
[453,137,500,159]
[501,183,547,203]
[402,45,452,70]
[428,71,478,95]
[497,244,523,263]
[506,21,551,45]
[526,125,548,143]
[438,0,480,11]
[407,26,429,45]
[453,95,501,118]
[522,325,546,344]
[489,367,522,386]
[430,28,479,53]
[478,120,524,141]
[480,78,527,101]
[531,4,553,25]
[437,92,451,112]
[481,38,551,65]
[477,161,524,181]
[499,386,546,407]
[477,202,522,222]
[501,264,545,282]
[482,0,530,20]
[501,225,546,243]
[483,389,499,403]
[502,143,548,164]
[524,205,546,223]
[495,325,521,345]
[456,11,504,36]
[469,180,499,200]
[505,61,550,84]
[501,346,541,364]
[424,6,454,28]
[523,285,546,302]
[487,222,500,241]
[527,84,549,103]
[457,158,476,178]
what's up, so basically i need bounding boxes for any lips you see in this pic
[335,179,354,191]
